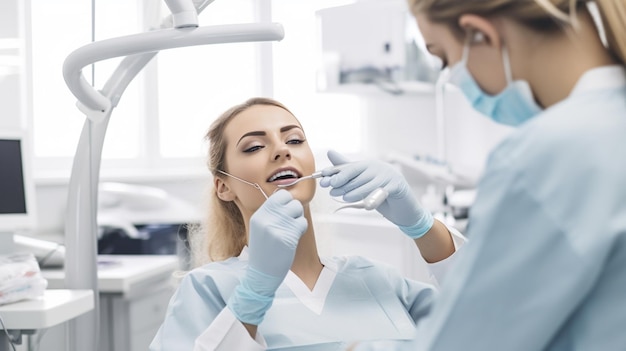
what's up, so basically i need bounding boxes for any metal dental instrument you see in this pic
[334,188,389,212]
[217,170,269,199]
[276,171,323,188]
[276,166,349,188]
[275,168,388,210]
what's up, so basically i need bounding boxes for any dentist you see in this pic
[321,0,626,350]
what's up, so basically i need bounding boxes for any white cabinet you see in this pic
[40,255,179,351]
[129,288,173,350]
[106,285,174,351]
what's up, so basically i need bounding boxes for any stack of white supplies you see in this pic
[0,252,48,305]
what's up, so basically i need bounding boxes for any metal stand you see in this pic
[0,233,15,256]
[0,329,34,351]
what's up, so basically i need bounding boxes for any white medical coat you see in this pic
[357,65,626,350]
[150,230,465,351]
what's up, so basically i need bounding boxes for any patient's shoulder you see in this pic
[191,256,246,277]
[178,256,246,287]
[173,257,246,300]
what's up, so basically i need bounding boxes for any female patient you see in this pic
[150,97,465,351]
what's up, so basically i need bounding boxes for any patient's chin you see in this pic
[286,183,316,205]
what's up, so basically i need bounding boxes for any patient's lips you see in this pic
[275,172,323,188]
[267,167,306,187]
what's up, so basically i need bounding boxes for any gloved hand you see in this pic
[319,150,434,239]
[228,190,308,325]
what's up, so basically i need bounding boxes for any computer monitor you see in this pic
[0,130,37,254]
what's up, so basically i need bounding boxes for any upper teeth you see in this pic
[269,170,298,182]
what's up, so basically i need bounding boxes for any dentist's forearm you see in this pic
[414,219,455,263]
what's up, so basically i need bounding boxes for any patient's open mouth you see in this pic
[268,169,300,183]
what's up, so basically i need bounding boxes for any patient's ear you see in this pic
[215,177,236,201]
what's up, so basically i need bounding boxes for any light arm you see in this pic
[63,23,284,116]
[62,3,285,350]
[164,0,199,28]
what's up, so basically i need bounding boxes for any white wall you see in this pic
[443,88,513,180]
[0,0,27,131]
[362,92,439,159]
[352,87,511,196]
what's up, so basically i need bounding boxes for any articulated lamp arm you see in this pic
[63,23,284,119]
[62,1,283,350]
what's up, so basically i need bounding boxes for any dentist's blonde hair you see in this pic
[406,0,626,65]
[188,97,294,266]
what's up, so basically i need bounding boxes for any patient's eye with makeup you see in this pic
[284,130,306,145]
[287,138,306,145]
[243,143,264,153]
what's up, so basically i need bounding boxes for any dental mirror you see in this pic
[217,170,269,199]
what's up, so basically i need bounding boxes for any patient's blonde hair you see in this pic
[188,97,295,267]
[406,0,626,65]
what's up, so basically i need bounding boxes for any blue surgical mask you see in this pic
[448,40,542,126]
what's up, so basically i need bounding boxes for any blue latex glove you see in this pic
[228,190,308,325]
[320,150,434,239]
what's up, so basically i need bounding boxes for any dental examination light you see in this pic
[61,0,284,349]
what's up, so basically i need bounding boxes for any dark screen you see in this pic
[0,139,27,214]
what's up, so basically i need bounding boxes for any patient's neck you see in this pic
[290,207,323,290]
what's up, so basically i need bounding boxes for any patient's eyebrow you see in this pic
[236,125,304,146]
[280,125,302,133]
[237,131,265,146]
